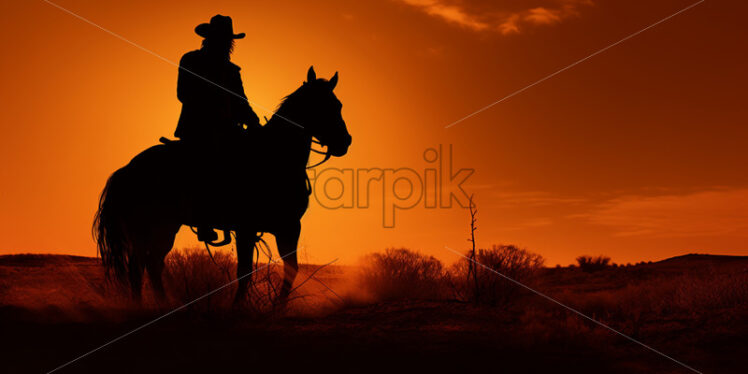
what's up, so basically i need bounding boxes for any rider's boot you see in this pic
[194,194,217,243]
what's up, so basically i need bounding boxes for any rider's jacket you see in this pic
[175,49,260,142]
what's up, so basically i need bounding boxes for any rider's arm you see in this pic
[230,68,261,128]
[177,52,200,104]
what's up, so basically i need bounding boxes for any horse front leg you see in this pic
[233,230,256,306]
[275,221,300,301]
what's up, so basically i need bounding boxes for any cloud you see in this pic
[400,0,488,30]
[396,0,593,35]
[492,191,587,207]
[499,14,521,35]
[525,7,562,25]
[575,188,748,237]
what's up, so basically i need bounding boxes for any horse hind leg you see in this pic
[146,257,167,304]
[128,255,145,303]
[145,227,179,305]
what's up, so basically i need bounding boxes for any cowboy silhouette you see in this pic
[175,15,260,242]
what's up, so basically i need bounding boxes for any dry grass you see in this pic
[356,245,545,306]
[162,247,237,313]
[162,247,279,315]
[353,247,748,350]
[449,245,545,305]
[356,248,446,301]
[548,264,748,340]
[3,251,748,372]
[162,247,342,317]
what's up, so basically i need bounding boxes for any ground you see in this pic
[0,253,746,373]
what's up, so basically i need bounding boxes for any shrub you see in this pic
[163,247,288,314]
[576,255,611,272]
[357,248,445,301]
[163,247,236,312]
[450,245,545,305]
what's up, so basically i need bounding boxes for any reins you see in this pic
[307,138,331,169]
[264,115,331,169]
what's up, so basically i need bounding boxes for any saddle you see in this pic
[158,136,241,245]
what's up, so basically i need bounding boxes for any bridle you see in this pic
[266,113,331,169]
[307,138,331,169]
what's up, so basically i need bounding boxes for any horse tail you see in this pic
[93,167,132,286]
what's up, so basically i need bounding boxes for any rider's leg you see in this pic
[187,141,218,243]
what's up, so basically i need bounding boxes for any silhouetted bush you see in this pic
[576,255,611,272]
[163,247,236,312]
[163,247,290,314]
[450,245,545,305]
[358,248,445,301]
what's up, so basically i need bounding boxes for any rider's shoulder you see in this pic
[180,49,204,64]
[228,61,241,71]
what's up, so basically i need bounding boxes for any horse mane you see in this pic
[269,79,329,126]
[275,85,304,112]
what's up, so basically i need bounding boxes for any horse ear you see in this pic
[307,66,316,83]
[329,72,338,90]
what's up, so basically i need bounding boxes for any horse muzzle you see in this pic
[327,133,351,157]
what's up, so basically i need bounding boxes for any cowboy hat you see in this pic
[195,15,245,39]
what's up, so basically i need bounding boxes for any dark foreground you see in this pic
[1,253,747,373]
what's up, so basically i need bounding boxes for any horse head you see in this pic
[298,66,352,157]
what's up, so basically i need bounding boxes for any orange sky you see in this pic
[1,0,747,266]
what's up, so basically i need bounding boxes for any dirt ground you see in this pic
[1,253,746,373]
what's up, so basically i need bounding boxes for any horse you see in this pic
[93,66,351,305]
